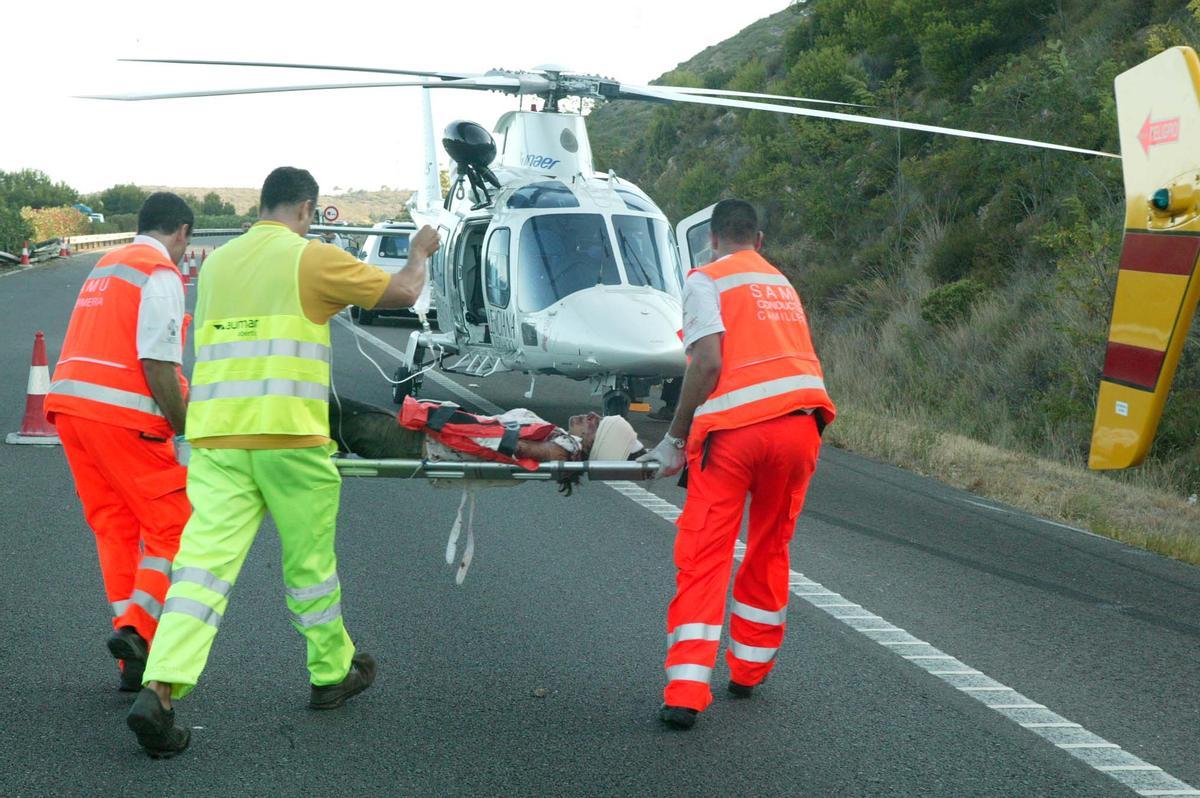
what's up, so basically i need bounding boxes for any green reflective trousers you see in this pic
[144,443,354,699]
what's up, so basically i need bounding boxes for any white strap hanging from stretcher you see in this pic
[445,487,478,585]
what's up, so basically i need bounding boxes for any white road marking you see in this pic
[606,479,1199,798]
[329,328,1197,797]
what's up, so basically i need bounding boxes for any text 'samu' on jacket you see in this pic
[45,244,187,438]
[398,396,558,470]
[687,249,836,457]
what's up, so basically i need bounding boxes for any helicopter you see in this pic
[86,58,1115,418]
[89,53,1200,473]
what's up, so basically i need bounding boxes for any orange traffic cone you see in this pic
[58,238,69,257]
[20,241,31,266]
[181,252,192,286]
[5,331,60,445]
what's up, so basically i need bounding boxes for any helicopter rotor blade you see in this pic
[120,58,474,81]
[620,84,1118,159]
[79,76,522,102]
[658,86,873,108]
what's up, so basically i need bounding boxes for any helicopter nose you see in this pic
[543,288,685,375]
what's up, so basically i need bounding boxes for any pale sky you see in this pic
[5,0,791,194]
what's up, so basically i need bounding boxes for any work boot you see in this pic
[127,689,190,759]
[309,652,377,710]
[118,659,145,693]
[727,674,767,698]
[647,405,675,422]
[107,626,148,664]
[659,704,698,730]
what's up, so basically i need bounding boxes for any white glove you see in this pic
[173,435,191,466]
[637,434,687,479]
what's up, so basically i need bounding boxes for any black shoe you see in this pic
[127,688,190,759]
[647,405,676,422]
[727,680,755,698]
[309,652,377,710]
[107,626,148,663]
[728,674,767,698]
[659,704,698,730]
[118,659,145,693]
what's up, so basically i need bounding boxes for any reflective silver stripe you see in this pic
[667,623,723,648]
[712,272,793,293]
[728,640,778,663]
[285,573,340,602]
[139,556,172,575]
[162,596,223,629]
[129,589,163,620]
[171,566,233,598]
[111,600,131,617]
[87,263,149,288]
[46,379,164,416]
[189,378,328,403]
[197,338,331,364]
[694,375,827,418]
[732,600,787,626]
[289,602,342,628]
[58,356,129,370]
[665,664,713,684]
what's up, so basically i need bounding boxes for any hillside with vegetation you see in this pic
[142,186,413,225]
[589,0,1200,558]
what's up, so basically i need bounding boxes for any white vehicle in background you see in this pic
[350,220,427,325]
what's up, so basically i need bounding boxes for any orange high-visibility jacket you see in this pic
[45,244,186,438]
[687,249,836,457]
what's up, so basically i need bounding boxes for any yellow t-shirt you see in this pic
[194,225,390,450]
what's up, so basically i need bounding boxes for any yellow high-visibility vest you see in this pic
[187,223,330,439]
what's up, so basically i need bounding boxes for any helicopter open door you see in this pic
[676,204,716,271]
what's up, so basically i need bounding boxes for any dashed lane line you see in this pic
[606,479,1199,798]
[333,321,1198,797]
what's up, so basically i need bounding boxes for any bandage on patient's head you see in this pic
[588,416,642,461]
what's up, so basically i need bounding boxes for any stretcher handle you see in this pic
[333,457,660,481]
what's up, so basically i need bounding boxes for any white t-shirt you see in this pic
[132,235,185,364]
[681,270,725,351]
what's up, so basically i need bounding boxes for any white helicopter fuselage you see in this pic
[411,109,688,404]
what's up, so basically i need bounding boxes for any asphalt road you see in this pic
[0,245,1197,797]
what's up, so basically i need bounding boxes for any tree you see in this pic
[99,184,148,215]
[201,192,235,215]
[0,169,78,210]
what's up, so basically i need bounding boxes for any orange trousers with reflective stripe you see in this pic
[56,414,189,644]
[664,412,821,711]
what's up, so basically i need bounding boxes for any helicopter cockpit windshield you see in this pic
[612,215,680,295]
[518,214,621,312]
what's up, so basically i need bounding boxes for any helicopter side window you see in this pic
[518,214,620,312]
[615,189,658,213]
[612,215,672,293]
[457,223,489,324]
[484,228,511,308]
[507,181,579,209]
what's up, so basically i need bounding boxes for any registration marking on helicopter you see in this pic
[605,480,1200,798]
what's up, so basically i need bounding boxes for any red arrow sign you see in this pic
[1138,113,1180,155]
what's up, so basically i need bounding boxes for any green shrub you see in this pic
[920,278,986,327]
[0,203,35,254]
[927,219,982,283]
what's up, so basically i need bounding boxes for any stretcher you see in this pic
[333,457,662,585]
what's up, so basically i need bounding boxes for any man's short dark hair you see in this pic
[260,166,319,213]
[710,199,758,244]
[137,192,194,236]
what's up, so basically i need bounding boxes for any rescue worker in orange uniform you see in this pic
[45,192,194,692]
[640,199,836,729]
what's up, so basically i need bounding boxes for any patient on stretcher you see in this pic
[328,395,645,465]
